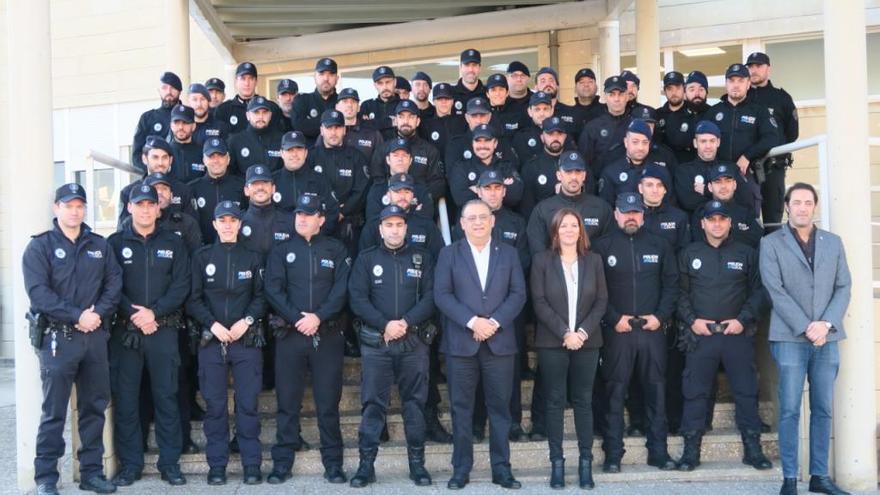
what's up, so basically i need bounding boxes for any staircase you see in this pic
[143,352,780,482]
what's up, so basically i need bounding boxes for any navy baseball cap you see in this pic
[694,120,721,138]
[466,97,490,115]
[529,91,552,107]
[388,173,416,191]
[379,204,408,222]
[281,131,307,150]
[433,83,453,99]
[170,104,195,123]
[575,68,596,82]
[129,182,158,203]
[386,137,411,155]
[294,194,323,215]
[460,48,481,64]
[395,76,411,92]
[686,70,708,89]
[160,71,182,91]
[372,65,394,82]
[746,52,771,66]
[535,66,559,83]
[703,200,730,218]
[55,183,87,203]
[604,76,627,93]
[486,73,508,90]
[412,71,433,86]
[471,123,495,140]
[663,71,685,87]
[144,172,171,188]
[320,109,344,127]
[245,164,273,185]
[205,77,225,91]
[478,170,505,187]
[639,164,671,189]
[315,57,338,73]
[277,79,298,95]
[559,151,587,172]
[203,137,228,155]
[236,62,257,77]
[213,200,242,219]
[247,96,271,112]
[627,119,653,140]
[338,87,359,101]
[144,135,173,155]
[709,163,736,182]
[631,106,657,123]
[394,99,419,116]
[620,70,641,87]
[188,83,210,100]
[507,61,530,76]
[616,192,644,213]
[725,63,749,79]
[542,116,566,133]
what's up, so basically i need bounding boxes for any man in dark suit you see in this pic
[434,199,528,490]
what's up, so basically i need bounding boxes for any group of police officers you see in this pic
[25,46,800,494]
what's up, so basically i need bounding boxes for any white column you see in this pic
[6,0,55,490]
[634,0,660,108]
[598,20,620,82]
[824,0,878,490]
[166,0,191,89]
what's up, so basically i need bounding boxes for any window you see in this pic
[765,39,825,101]
[54,161,66,188]
[672,44,743,100]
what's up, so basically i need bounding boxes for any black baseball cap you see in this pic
[535,66,559,83]
[394,99,419,116]
[188,83,210,100]
[372,65,394,82]
[433,83,453,99]
[558,151,587,172]
[315,57,338,74]
[631,106,657,123]
[386,137,411,155]
[412,71,433,86]
[529,91,552,107]
[320,109,344,127]
[725,63,749,79]
[746,52,771,66]
[616,192,644,213]
[379,204,407,221]
[281,131,307,150]
[388,173,415,192]
[471,123,495,140]
[129,182,158,203]
[214,200,242,219]
[575,68,596,82]
[205,77,225,91]
[542,116,566,133]
[460,48,481,64]
[486,73,508,90]
[620,70,641,87]
[55,183,87,203]
[478,170,504,187]
[507,61,530,76]
[203,137,228,155]
[604,76,627,93]
[277,79,298,95]
[709,163,736,182]
[170,104,195,123]
[236,62,257,78]
[245,164,273,185]
[695,120,721,138]
[703,200,730,218]
[160,71,182,91]
[395,76,411,92]
[627,119,653,140]
[338,88,360,101]
[686,70,708,89]
[639,164,671,189]
[466,97,491,115]
[144,172,172,188]
[247,96,272,112]
[144,135,173,155]
[663,71,685,87]
[294,194,324,215]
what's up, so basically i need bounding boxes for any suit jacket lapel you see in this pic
[781,225,812,271]
[459,240,482,291]
[485,242,500,292]
[551,255,570,317]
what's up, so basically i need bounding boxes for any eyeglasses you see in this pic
[463,214,492,223]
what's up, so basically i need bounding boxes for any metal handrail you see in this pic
[763,134,830,229]
[86,150,142,176]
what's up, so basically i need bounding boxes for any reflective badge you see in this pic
[206,263,216,276]
[273,192,282,203]
[241,147,250,158]
[242,225,252,237]
[680,122,689,132]
[455,101,463,110]
[431,131,440,141]
[658,118,666,128]
[310,108,318,117]
[373,265,383,277]
[320,259,334,269]
[86,250,103,259]
[463,150,472,159]
[406,268,422,278]
[230,115,238,126]
[619,172,628,182]
[369,112,375,120]
[694,174,705,185]
[468,171,477,181]
[528,138,537,147]
[153,123,162,132]
[382,195,390,205]
[715,112,723,121]
[642,254,659,263]
[197,197,206,208]
[726,261,744,271]
[286,252,296,263]
[600,129,609,137]
[692,258,702,270]
[54,248,66,259]
[156,249,173,259]
[122,247,133,259]
[537,174,547,185]
[314,165,323,173]
[237,270,252,280]
[607,255,617,267]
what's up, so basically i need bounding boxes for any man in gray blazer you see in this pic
[759,183,851,495]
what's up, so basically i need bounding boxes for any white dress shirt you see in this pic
[562,258,579,331]
[466,239,498,330]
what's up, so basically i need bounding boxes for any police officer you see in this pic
[419,82,466,163]
[188,138,247,243]
[519,116,570,214]
[24,184,123,495]
[746,51,799,227]
[214,61,285,134]
[485,73,525,139]
[591,192,678,473]
[452,49,486,117]
[620,70,654,114]
[107,183,190,487]
[526,151,613,254]
[264,194,351,485]
[360,173,444,257]
[187,201,268,485]
[444,96,518,170]
[276,78,298,132]
[364,138,435,222]
[640,165,691,251]
[118,136,195,227]
[411,71,436,120]
[189,83,230,146]
[533,66,577,135]
[273,130,339,230]
[168,104,206,183]
[130,172,203,252]
[348,204,436,487]
[378,100,446,200]
[448,123,523,210]
[240,164,295,259]
[228,96,284,175]
[578,76,632,175]
[205,77,226,109]
[707,63,780,208]
[395,76,412,101]
[132,71,181,171]
[333,88,385,168]
[569,68,606,135]
[691,164,763,249]
[684,71,711,116]
[292,57,340,144]
[513,91,575,164]
[656,71,701,163]
[675,200,772,472]
[599,119,665,205]
[360,66,400,138]
[505,61,533,119]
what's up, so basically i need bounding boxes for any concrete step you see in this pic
[153,401,774,447]
[143,428,779,475]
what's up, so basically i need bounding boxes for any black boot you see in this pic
[549,459,565,489]
[578,456,595,489]
[677,431,703,471]
[349,448,377,488]
[407,446,432,486]
[741,430,773,470]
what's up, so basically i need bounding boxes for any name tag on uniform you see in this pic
[737,222,750,231]
[191,163,206,172]
[726,261,744,271]
[740,115,756,125]
[660,222,677,230]
[406,268,422,278]
[505,123,519,130]
[502,231,518,240]
[206,129,220,136]
[274,232,290,241]
[156,249,174,259]
[358,139,373,147]
[321,259,335,269]
[583,217,599,227]
[86,250,103,259]
[410,234,426,244]
[268,150,281,157]
[238,270,253,280]
[339,168,352,177]
[414,156,428,165]
[642,254,659,263]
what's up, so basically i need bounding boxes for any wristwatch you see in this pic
[244,316,255,326]
[825,321,836,333]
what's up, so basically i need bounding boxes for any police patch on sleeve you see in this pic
[537,174,547,185]
[153,123,162,132]
[528,138,537,147]
[431,131,440,141]
[197,197,206,208]
[314,165,323,173]
[121,247,133,259]
[463,150,472,160]
[310,108,318,118]
[607,255,617,267]
[286,252,296,263]
[454,101,463,110]
[242,225,252,237]
[715,112,723,121]
[692,258,702,270]
[468,171,477,181]
[680,122,689,132]
[273,192,282,203]
[54,248,66,259]
[372,265,383,276]
[241,147,250,158]
[206,263,216,276]
[600,129,609,137]
[230,115,238,126]
[619,172,628,182]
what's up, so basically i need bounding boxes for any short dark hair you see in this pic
[784,182,818,204]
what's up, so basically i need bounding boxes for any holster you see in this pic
[268,314,292,339]
[676,320,699,353]
[356,319,385,348]
[26,310,47,350]
[413,320,438,346]
[242,320,266,348]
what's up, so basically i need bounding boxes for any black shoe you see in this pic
[182,438,200,454]
[160,466,187,486]
[549,460,565,489]
[447,473,469,490]
[492,469,522,489]
[36,483,59,495]
[380,423,390,443]
[79,475,117,494]
[647,455,678,471]
[626,424,645,437]
[296,434,311,451]
[207,466,226,485]
[509,423,527,442]
[324,465,347,484]
[780,477,798,495]
[602,461,621,473]
[426,413,453,443]
[267,468,292,485]
[344,339,361,357]
[111,467,141,487]
[472,425,485,443]
[243,465,262,485]
[808,475,851,495]
[578,457,595,489]
[229,435,240,453]
[528,429,546,442]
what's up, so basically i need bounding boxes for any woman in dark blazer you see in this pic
[530,207,608,490]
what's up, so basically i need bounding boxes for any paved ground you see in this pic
[1,365,878,495]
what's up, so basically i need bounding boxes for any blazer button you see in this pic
[482,295,488,301]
